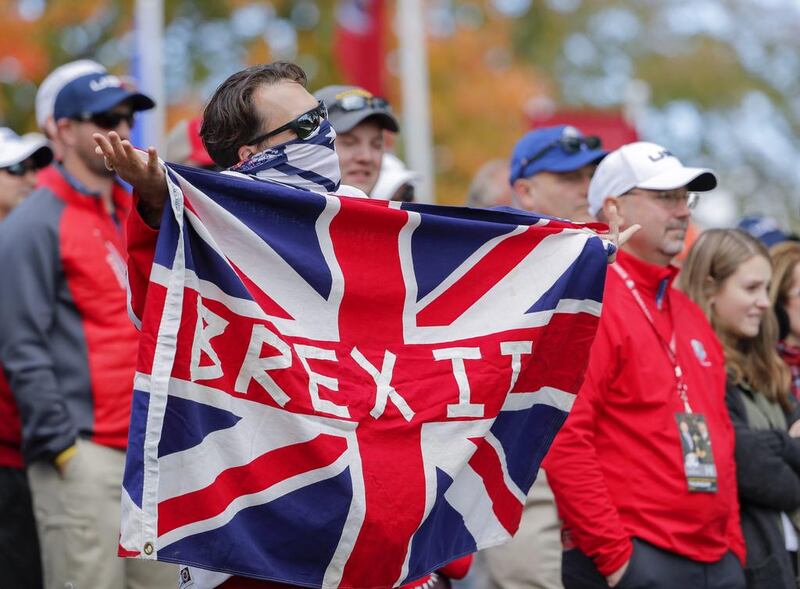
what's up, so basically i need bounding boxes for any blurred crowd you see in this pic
[2,57,800,589]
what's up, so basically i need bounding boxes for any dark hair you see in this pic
[200,62,307,168]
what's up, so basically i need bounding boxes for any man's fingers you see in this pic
[120,139,143,166]
[92,133,114,158]
[146,146,160,172]
[108,132,128,162]
[618,224,641,248]
[607,203,620,240]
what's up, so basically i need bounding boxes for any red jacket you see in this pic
[543,250,745,576]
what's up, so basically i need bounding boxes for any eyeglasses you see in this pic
[247,101,327,146]
[625,188,700,210]
[73,111,135,130]
[519,127,602,176]
[1,160,39,177]
[331,94,390,113]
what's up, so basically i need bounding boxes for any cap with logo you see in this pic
[53,72,155,121]
[587,141,717,217]
[0,128,53,170]
[314,85,399,134]
[509,125,607,185]
[35,60,107,130]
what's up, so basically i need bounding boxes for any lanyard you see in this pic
[610,264,692,413]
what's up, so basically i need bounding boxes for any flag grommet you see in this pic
[143,542,154,555]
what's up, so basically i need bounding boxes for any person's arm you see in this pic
[543,319,633,581]
[725,384,800,512]
[0,202,78,465]
[126,195,161,326]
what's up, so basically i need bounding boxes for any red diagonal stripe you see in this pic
[416,226,560,327]
[228,259,294,320]
[467,437,523,535]
[158,433,347,536]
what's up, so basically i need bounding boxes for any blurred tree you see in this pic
[419,11,543,204]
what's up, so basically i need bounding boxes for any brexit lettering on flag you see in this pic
[119,164,610,588]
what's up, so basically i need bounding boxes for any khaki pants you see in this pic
[28,439,176,589]
[483,469,564,589]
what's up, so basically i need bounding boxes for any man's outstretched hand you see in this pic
[93,132,168,228]
[603,203,640,264]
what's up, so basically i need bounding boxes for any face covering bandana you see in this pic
[229,120,341,194]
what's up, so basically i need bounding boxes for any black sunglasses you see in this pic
[1,160,40,177]
[331,94,390,113]
[519,129,602,175]
[73,111,135,130]
[247,101,327,146]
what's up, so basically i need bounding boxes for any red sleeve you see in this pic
[126,197,159,326]
[437,554,472,579]
[542,318,633,577]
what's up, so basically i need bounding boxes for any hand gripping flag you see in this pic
[120,164,612,588]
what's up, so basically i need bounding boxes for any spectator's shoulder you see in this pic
[0,188,64,248]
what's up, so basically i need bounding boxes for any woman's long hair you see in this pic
[769,241,800,341]
[677,229,791,410]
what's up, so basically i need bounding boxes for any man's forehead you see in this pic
[255,81,316,109]
[338,117,384,138]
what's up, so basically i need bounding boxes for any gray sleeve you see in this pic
[0,193,77,463]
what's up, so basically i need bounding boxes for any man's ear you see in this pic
[237,144,257,163]
[512,178,535,210]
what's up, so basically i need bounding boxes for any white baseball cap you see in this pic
[0,128,53,169]
[587,141,717,217]
[371,153,420,200]
[35,59,106,130]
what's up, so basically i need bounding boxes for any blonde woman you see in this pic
[679,229,800,589]
[769,241,800,400]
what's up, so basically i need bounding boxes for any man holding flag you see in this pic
[96,61,628,589]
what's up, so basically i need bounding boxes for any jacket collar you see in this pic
[37,164,131,216]
[615,250,679,306]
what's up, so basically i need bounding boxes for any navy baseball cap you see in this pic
[509,125,607,184]
[53,72,155,120]
[737,215,788,248]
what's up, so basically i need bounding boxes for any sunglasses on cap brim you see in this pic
[519,132,602,173]
[332,94,390,112]
[246,101,328,146]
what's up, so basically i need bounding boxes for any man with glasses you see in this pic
[0,127,53,589]
[543,142,745,588]
[0,69,176,589]
[509,125,607,223]
[314,85,400,197]
[481,125,606,589]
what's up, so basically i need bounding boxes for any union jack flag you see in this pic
[120,164,611,588]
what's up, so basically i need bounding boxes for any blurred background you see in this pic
[1,0,799,227]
